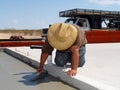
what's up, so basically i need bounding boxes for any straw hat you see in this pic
[47,23,78,50]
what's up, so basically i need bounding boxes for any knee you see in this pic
[55,51,69,67]
[55,58,67,67]
[78,59,85,67]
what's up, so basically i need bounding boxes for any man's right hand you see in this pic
[37,67,43,73]
[30,67,48,81]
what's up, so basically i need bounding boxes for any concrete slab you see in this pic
[4,43,120,90]
[78,43,120,89]
[0,51,77,90]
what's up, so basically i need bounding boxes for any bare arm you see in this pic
[37,38,53,73]
[67,45,79,76]
[40,53,49,67]
[37,53,49,73]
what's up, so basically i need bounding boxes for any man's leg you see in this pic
[78,45,86,67]
[67,45,86,67]
[55,45,86,67]
[55,51,69,67]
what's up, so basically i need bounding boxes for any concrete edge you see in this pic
[0,47,4,52]
[4,48,119,90]
[4,48,39,68]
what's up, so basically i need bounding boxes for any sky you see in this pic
[0,0,120,29]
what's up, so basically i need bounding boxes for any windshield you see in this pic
[65,19,77,24]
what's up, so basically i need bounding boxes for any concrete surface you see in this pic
[4,43,120,90]
[0,51,77,90]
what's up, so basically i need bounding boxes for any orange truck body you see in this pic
[86,30,120,43]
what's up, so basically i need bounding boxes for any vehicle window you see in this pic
[77,19,86,27]
[65,19,77,24]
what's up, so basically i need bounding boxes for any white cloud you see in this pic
[89,0,120,5]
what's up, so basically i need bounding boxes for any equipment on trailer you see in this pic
[59,8,120,30]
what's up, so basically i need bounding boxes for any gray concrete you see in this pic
[0,51,77,90]
[4,43,120,90]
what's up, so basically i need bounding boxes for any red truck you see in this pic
[58,8,120,43]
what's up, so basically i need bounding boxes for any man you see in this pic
[37,23,87,76]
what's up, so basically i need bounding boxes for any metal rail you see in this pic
[0,38,43,42]
[0,39,44,47]
[59,8,120,19]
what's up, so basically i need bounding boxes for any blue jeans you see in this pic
[55,45,86,67]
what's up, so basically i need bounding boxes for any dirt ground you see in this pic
[0,29,42,39]
[0,32,42,39]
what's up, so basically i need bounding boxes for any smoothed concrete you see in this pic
[0,51,77,90]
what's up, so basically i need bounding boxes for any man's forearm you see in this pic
[67,46,79,76]
[71,50,79,71]
[39,53,49,68]
[71,46,79,71]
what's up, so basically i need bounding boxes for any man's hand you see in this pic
[37,67,43,73]
[67,69,77,76]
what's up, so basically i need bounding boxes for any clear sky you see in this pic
[0,0,120,29]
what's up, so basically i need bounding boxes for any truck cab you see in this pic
[65,18,90,31]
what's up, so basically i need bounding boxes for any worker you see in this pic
[108,19,115,29]
[37,23,87,76]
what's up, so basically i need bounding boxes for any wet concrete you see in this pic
[0,51,77,90]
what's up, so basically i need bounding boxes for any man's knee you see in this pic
[78,45,86,67]
[55,58,67,67]
[78,59,85,67]
[55,51,68,67]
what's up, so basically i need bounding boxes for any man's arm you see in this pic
[37,53,49,73]
[67,45,79,76]
[37,38,53,73]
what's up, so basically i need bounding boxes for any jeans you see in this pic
[55,45,86,67]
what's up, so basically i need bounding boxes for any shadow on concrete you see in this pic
[14,72,60,86]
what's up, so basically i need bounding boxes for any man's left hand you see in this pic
[67,69,77,76]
